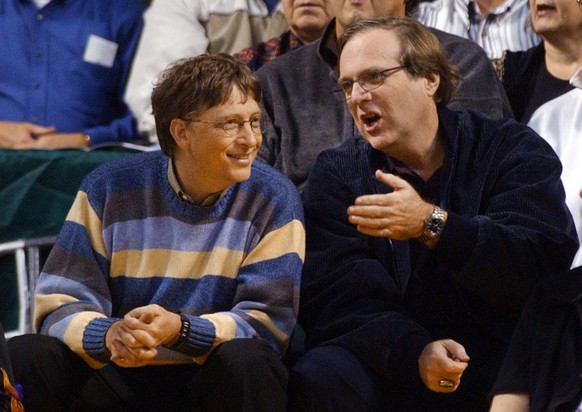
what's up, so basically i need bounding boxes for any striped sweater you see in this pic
[34,151,305,368]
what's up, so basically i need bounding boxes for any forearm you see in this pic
[489,393,529,412]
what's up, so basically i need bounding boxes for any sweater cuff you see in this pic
[167,315,216,357]
[82,127,108,146]
[83,317,120,364]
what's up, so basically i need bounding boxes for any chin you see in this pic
[232,169,252,184]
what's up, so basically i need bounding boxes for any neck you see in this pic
[399,136,445,182]
[173,156,224,205]
[390,114,444,181]
[474,0,506,15]
[543,37,582,80]
[335,20,344,39]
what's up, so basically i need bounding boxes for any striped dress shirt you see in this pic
[413,0,540,59]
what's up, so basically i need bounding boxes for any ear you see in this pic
[169,118,189,150]
[424,72,440,98]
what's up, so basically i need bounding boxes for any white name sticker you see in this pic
[83,34,118,68]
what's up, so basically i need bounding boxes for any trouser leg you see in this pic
[7,334,93,412]
[9,335,288,412]
[182,338,288,412]
[288,345,382,412]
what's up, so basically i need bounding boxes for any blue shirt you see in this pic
[0,0,144,145]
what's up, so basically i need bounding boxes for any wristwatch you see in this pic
[418,205,447,243]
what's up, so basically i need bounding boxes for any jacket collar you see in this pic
[317,18,340,70]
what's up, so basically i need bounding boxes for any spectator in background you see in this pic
[494,0,582,267]
[256,0,513,191]
[292,16,576,411]
[490,265,582,411]
[413,0,540,59]
[236,0,332,71]
[7,54,304,411]
[125,0,288,143]
[0,0,144,150]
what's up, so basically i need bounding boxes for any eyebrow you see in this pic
[339,67,384,81]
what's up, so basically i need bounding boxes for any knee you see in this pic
[209,338,287,383]
[8,334,86,380]
[288,346,376,412]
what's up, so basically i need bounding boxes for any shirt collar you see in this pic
[167,158,223,206]
[318,18,340,69]
[570,66,582,90]
[468,0,524,18]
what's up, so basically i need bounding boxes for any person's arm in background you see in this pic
[0,122,56,149]
[48,0,145,148]
[0,1,145,150]
[125,0,209,143]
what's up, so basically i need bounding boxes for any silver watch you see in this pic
[418,205,447,243]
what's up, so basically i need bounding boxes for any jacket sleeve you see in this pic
[435,121,578,310]
[300,150,431,383]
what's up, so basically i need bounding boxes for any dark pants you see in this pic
[288,345,496,412]
[0,322,13,382]
[8,335,287,412]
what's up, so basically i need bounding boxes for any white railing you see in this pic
[0,236,56,339]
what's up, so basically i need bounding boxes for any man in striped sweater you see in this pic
[8,54,305,412]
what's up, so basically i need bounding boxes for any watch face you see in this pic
[427,218,445,235]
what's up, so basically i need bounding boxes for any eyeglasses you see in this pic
[180,115,262,136]
[338,65,406,100]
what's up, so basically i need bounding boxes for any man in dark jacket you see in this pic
[291,16,578,411]
[256,0,513,191]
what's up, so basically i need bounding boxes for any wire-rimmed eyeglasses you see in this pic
[180,115,262,136]
[338,65,406,100]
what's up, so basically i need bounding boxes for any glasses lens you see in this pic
[360,71,384,92]
[338,80,354,98]
[250,117,261,134]
[222,120,240,136]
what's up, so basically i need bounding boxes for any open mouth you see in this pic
[536,3,555,11]
[361,112,381,128]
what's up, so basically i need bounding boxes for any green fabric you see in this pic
[0,149,136,331]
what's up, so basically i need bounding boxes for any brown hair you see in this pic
[151,53,261,156]
[339,16,461,105]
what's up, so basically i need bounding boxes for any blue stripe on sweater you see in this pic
[104,216,258,253]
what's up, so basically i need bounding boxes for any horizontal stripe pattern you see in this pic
[34,152,304,366]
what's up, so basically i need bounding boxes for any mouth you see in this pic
[360,111,381,129]
[227,151,255,162]
[535,3,555,12]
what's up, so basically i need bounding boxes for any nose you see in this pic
[237,123,260,146]
[349,82,372,103]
